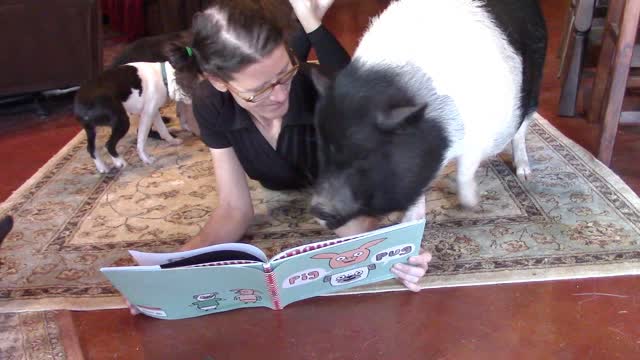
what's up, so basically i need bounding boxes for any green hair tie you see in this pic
[186,47,193,57]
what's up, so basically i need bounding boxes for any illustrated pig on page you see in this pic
[310,0,547,230]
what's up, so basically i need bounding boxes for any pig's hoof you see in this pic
[516,166,532,182]
[459,192,479,209]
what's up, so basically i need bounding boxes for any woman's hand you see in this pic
[390,250,432,292]
[125,299,140,315]
[289,0,335,33]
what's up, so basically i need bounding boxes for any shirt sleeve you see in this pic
[288,25,312,61]
[307,25,351,75]
[192,81,232,149]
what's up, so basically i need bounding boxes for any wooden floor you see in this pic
[2,0,640,358]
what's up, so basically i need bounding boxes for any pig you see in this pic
[310,0,547,230]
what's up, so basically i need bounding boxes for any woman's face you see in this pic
[208,44,297,121]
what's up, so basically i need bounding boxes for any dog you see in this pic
[108,31,200,137]
[109,31,192,68]
[309,0,547,230]
[74,61,190,173]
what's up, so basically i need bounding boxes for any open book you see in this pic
[101,219,426,320]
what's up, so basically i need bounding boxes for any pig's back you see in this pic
[354,0,524,156]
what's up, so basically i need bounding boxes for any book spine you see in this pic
[263,264,282,310]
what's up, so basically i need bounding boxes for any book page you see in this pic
[101,263,272,320]
[271,220,426,308]
[129,242,268,266]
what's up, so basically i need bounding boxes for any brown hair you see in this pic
[167,0,294,98]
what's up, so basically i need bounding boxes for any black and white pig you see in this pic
[310,0,547,230]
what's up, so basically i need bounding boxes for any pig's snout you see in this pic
[310,203,343,230]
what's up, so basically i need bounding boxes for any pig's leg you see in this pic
[456,152,483,209]
[512,115,533,181]
[401,194,426,222]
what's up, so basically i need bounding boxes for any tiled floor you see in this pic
[1,0,639,358]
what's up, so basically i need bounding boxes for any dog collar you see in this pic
[160,62,169,97]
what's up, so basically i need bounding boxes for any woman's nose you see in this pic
[269,83,289,102]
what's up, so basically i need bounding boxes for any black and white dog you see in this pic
[310,0,547,230]
[109,31,191,68]
[107,31,200,137]
[74,61,189,173]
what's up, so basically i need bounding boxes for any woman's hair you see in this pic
[167,0,294,98]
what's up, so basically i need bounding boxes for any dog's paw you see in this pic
[167,137,183,146]
[516,166,532,182]
[140,155,156,165]
[94,159,110,173]
[112,156,128,169]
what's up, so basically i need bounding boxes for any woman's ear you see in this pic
[205,74,229,93]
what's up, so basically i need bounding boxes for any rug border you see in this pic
[532,113,640,213]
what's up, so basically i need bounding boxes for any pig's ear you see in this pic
[376,104,427,131]
[310,68,330,97]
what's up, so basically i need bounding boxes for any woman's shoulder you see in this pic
[191,80,236,131]
[193,80,224,110]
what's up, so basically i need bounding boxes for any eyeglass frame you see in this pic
[225,50,300,104]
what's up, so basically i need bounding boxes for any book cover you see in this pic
[101,219,426,319]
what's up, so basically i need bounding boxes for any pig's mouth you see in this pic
[310,207,351,230]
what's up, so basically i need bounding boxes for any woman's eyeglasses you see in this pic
[227,54,300,104]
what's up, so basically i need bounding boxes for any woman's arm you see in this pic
[180,147,254,251]
[289,0,350,73]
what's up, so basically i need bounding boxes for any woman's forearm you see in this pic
[181,206,253,251]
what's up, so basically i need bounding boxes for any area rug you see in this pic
[0,311,67,359]
[1,107,639,312]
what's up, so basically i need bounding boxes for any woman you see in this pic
[169,0,431,292]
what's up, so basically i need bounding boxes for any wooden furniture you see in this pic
[144,0,209,36]
[589,0,640,165]
[0,0,102,97]
[557,0,609,117]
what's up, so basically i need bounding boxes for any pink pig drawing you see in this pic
[311,238,385,269]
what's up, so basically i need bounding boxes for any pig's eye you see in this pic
[336,256,347,262]
[353,251,364,257]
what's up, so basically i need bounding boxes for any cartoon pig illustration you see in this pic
[191,292,224,311]
[311,238,385,269]
[232,289,262,304]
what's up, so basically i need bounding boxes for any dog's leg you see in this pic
[401,194,426,222]
[106,114,130,169]
[137,111,157,165]
[84,125,109,173]
[152,112,182,145]
[512,115,533,181]
[457,151,483,209]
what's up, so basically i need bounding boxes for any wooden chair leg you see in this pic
[558,2,576,64]
[588,0,625,124]
[597,0,640,165]
[558,0,595,117]
[559,30,587,116]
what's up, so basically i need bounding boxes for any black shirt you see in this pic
[192,26,350,190]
